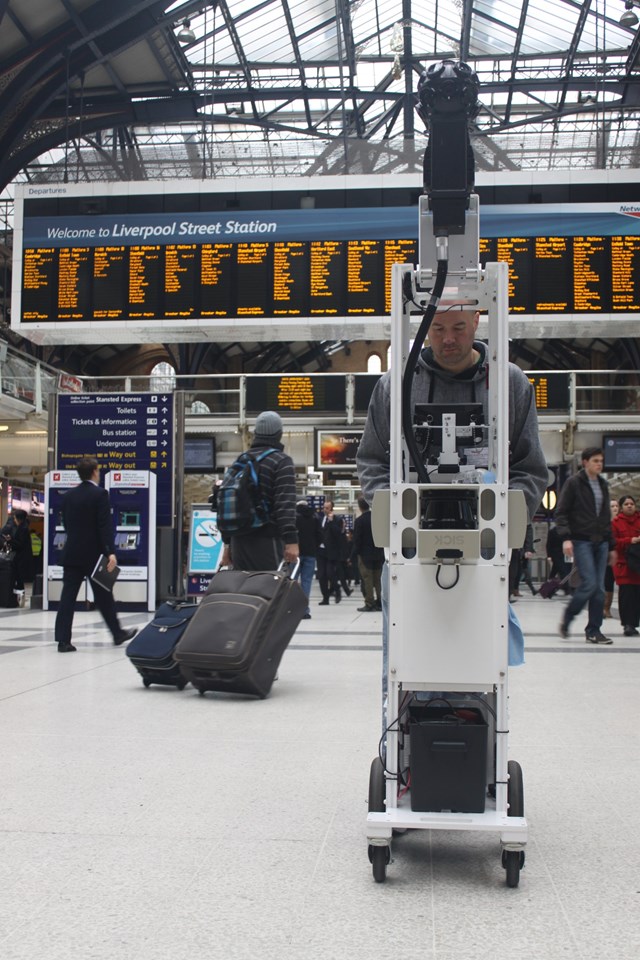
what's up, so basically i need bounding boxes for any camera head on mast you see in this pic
[417,60,480,236]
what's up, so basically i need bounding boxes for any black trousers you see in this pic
[316,553,338,601]
[55,566,122,645]
[618,583,640,628]
[229,535,283,571]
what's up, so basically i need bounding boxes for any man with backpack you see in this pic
[218,411,299,571]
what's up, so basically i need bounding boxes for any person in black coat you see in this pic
[352,498,384,611]
[54,458,137,652]
[1,509,32,606]
[317,499,350,604]
[295,500,321,618]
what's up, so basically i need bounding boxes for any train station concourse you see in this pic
[0,584,638,960]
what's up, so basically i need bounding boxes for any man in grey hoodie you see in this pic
[356,305,548,719]
[357,306,547,520]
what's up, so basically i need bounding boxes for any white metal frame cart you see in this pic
[366,61,529,887]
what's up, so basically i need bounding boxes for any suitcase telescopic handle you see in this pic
[278,559,300,580]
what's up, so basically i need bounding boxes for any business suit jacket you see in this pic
[60,481,116,574]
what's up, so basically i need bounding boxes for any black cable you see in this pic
[401,259,449,483]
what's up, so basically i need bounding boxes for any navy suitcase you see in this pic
[173,567,307,698]
[126,600,200,689]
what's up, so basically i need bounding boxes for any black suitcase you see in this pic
[0,556,16,608]
[126,601,200,689]
[173,567,307,698]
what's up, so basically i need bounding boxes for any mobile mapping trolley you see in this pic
[367,61,528,887]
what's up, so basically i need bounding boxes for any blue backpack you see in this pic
[216,448,277,537]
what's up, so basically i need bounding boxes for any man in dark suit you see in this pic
[317,498,349,604]
[55,457,137,652]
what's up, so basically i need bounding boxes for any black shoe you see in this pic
[302,613,312,619]
[345,587,353,597]
[57,642,77,653]
[114,628,137,646]
[357,605,376,612]
[334,593,341,604]
[623,626,639,636]
[585,631,613,645]
[559,621,569,639]
[318,600,329,606]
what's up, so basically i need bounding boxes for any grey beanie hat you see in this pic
[254,410,283,438]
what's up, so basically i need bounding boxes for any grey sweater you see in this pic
[356,341,548,522]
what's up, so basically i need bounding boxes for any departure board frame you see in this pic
[12,172,640,345]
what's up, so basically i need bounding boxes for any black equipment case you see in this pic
[126,600,199,689]
[173,567,307,698]
[0,553,15,607]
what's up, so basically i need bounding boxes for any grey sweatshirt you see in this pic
[356,341,548,522]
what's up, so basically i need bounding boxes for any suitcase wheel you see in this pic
[177,679,188,691]
[143,679,151,688]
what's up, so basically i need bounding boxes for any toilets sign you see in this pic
[56,393,174,525]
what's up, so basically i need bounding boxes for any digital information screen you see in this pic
[56,393,174,526]
[526,373,571,410]
[15,201,640,333]
[245,375,347,415]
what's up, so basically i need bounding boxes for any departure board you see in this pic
[245,376,347,415]
[16,194,640,333]
[526,373,570,410]
[22,233,640,324]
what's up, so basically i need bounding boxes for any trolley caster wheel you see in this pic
[142,679,151,688]
[368,844,390,883]
[503,759,525,887]
[197,688,205,696]
[368,757,385,813]
[502,850,526,887]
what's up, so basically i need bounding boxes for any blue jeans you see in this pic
[564,540,609,635]
[295,555,316,615]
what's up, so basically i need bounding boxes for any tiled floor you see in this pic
[0,584,638,960]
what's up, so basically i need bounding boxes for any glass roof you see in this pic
[3,0,640,188]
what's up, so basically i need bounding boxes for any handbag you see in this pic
[0,543,15,563]
[625,542,640,574]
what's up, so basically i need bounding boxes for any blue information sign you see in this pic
[56,393,174,526]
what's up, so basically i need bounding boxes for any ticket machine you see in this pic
[105,470,156,611]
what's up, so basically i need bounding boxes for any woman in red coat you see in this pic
[612,495,640,636]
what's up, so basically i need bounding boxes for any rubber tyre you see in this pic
[368,757,385,813]
[507,760,524,817]
[371,845,389,883]
[504,760,525,887]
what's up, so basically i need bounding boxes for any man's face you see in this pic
[323,501,333,515]
[583,454,604,477]
[427,310,479,373]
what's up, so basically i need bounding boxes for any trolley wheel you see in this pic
[142,679,151,688]
[503,759,525,887]
[197,688,206,696]
[368,844,390,883]
[507,760,524,817]
[368,757,385,813]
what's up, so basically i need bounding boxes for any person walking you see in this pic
[295,499,321,619]
[220,411,299,571]
[1,509,32,607]
[316,499,345,604]
[611,495,640,637]
[546,522,570,592]
[54,458,137,652]
[603,498,619,618]
[352,497,384,612]
[555,447,616,644]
